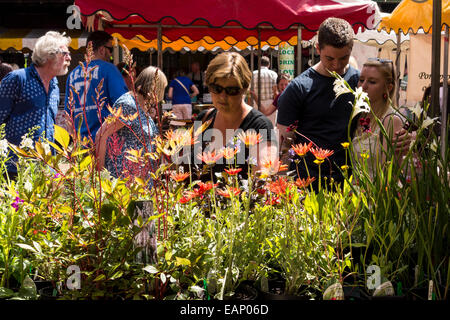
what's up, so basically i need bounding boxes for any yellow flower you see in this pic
[341,142,350,149]
[314,159,324,165]
[340,165,349,171]
[360,153,370,160]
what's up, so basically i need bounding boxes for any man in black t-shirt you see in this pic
[277,17,360,188]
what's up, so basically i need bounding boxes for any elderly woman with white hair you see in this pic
[0,31,71,178]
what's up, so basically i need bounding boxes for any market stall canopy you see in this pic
[75,0,381,46]
[378,0,450,34]
[355,28,410,49]
[0,28,89,51]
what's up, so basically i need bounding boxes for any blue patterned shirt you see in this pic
[0,64,59,172]
[105,92,158,179]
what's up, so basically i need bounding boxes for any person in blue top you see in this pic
[95,66,167,181]
[0,31,72,178]
[167,71,199,126]
[277,17,360,190]
[64,31,128,142]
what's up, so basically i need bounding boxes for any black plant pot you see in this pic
[33,280,54,292]
[258,280,315,300]
[38,286,59,300]
[227,281,259,300]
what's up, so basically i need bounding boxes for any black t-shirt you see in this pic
[190,107,275,181]
[277,66,360,183]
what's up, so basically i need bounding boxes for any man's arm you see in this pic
[0,73,17,124]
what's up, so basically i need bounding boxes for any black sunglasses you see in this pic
[104,45,113,53]
[208,83,242,96]
[367,57,395,81]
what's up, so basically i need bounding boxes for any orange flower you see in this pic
[197,150,223,165]
[237,130,263,146]
[170,172,190,182]
[216,187,241,198]
[224,168,242,175]
[265,195,281,205]
[295,177,316,189]
[310,147,334,163]
[267,177,290,195]
[260,157,288,176]
[195,181,218,195]
[222,146,239,160]
[291,142,313,157]
[179,191,197,204]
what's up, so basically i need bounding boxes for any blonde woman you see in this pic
[95,66,167,179]
[353,58,412,175]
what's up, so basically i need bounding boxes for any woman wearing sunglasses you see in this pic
[193,52,278,180]
[353,58,414,176]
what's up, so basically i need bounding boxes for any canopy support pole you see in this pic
[441,25,448,162]
[395,33,401,107]
[250,46,254,106]
[257,28,262,111]
[297,26,302,76]
[430,0,442,119]
[157,24,163,70]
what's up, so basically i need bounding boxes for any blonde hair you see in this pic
[134,66,168,103]
[362,59,397,127]
[32,31,71,67]
[205,52,252,90]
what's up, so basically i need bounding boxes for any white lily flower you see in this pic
[408,102,423,120]
[333,78,352,98]
[420,116,439,130]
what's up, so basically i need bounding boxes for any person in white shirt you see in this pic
[250,56,278,126]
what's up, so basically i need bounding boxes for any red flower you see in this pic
[224,168,242,176]
[179,191,197,204]
[197,150,223,165]
[291,142,312,157]
[195,181,218,195]
[256,188,266,195]
[237,130,263,146]
[265,196,281,205]
[310,147,334,164]
[295,177,316,189]
[286,120,299,132]
[216,187,241,198]
[170,172,190,182]
[359,117,371,133]
[267,177,290,195]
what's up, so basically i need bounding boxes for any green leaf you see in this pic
[160,273,167,284]
[0,287,15,299]
[79,155,92,171]
[143,265,159,274]
[54,125,70,150]
[93,274,106,282]
[175,257,191,267]
[109,271,123,280]
[16,243,38,253]
[165,250,173,262]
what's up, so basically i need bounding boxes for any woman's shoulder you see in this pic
[114,92,134,105]
[242,108,273,130]
[195,108,216,121]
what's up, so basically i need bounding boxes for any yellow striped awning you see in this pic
[0,29,90,51]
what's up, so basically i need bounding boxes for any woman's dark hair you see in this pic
[0,62,13,82]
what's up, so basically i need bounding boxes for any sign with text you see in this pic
[278,43,295,78]
[407,34,450,104]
